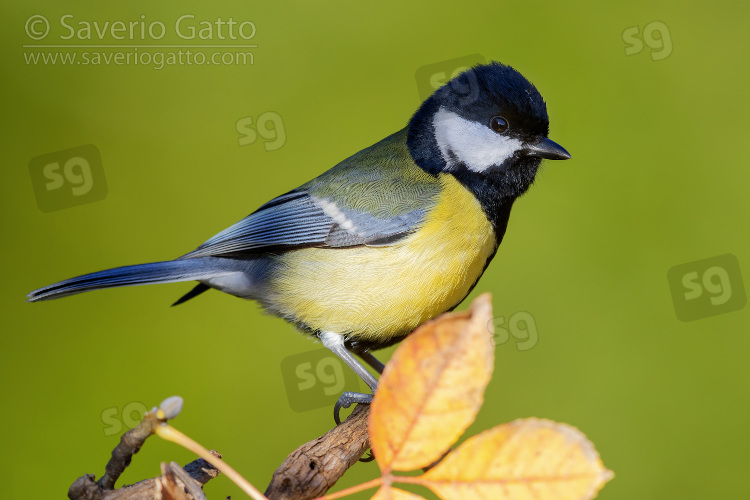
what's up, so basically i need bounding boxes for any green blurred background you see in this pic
[2,1,748,498]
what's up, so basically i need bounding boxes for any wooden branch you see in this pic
[68,452,221,500]
[69,405,371,500]
[265,404,372,500]
[68,402,222,500]
[98,406,162,490]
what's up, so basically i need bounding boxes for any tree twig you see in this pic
[68,398,223,500]
[69,404,371,500]
[98,406,162,490]
[265,404,372,500]
[68,452,222,500]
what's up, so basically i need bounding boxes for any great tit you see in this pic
[28,62,570,416]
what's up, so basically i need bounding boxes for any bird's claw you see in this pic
[334,392,377,462]
[333,391,374,425]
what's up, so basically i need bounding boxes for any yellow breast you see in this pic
[270,173,497,341]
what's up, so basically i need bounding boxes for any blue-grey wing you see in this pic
[181,129,440,259]
[180,190,428,258]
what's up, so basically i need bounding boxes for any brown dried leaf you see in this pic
[370,485,426,500]
[369,293,494,472]
[420,418,614,500]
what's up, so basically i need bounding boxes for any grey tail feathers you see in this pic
[26,258,224,302]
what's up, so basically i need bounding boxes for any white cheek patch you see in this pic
[432,107,523,172]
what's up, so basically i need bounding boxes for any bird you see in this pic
[27,61,570,421]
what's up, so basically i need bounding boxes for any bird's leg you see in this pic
[320,332,379,390]
[320,331,378,425]
[358,350,385,374]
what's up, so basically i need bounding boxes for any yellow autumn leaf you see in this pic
[418,418,614,500]
[369,293,495,472]
[371,485,426,500]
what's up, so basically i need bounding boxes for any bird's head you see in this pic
[407,61,570,200]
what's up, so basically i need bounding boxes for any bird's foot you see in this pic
[333,391,374,425]
[334,391,377,463]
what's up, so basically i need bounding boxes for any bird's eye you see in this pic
[490,116,509,134]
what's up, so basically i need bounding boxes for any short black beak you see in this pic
[525,137,571,160]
